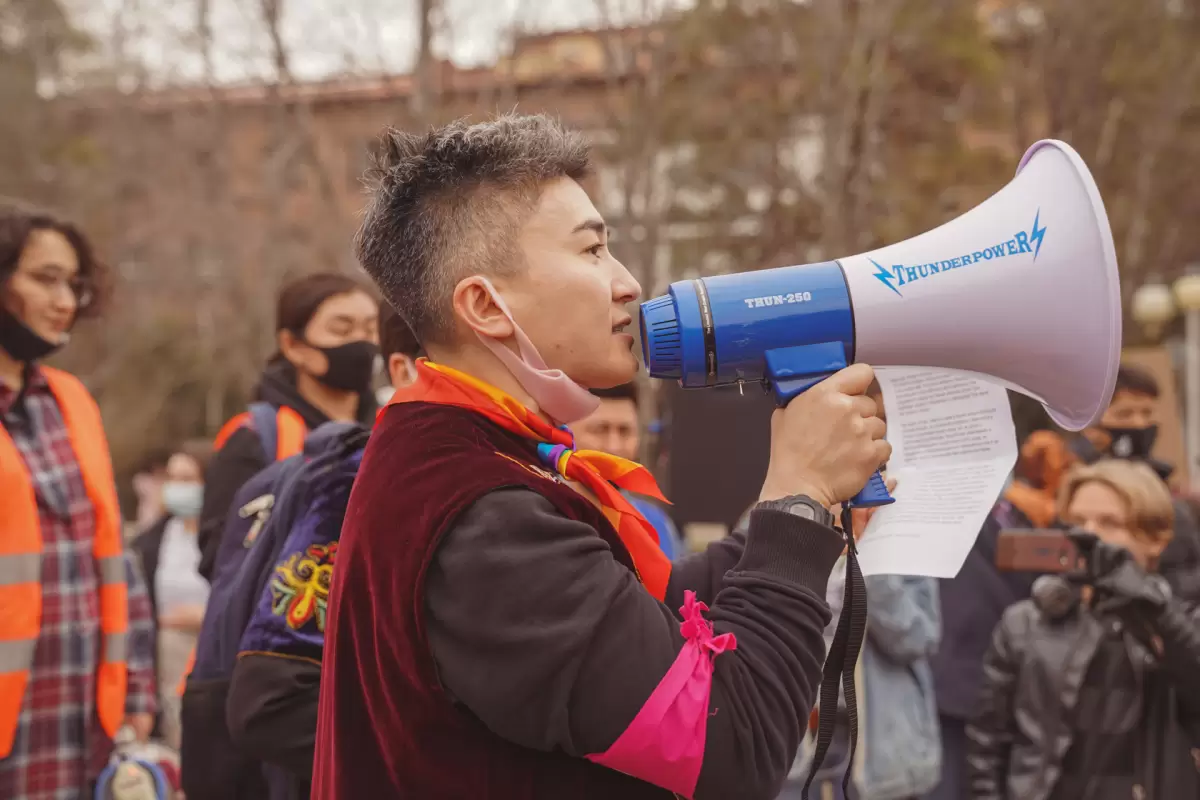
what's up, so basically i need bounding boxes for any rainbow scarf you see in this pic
[388,359,673,600]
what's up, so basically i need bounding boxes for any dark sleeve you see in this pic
[226,653,321,778]
[425,489,842,800]
[664,529,747,610]
[1161,501,1200,603]
[965,611,1022,800]
[1145,601,1200,744]
[129,522,163,622]
[198,427,267,582]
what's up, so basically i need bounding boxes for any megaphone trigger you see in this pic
[763,342,852,404]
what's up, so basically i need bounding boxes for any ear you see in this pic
[278,329,305,365]
[388,353,416,388]
[451,277,515,340]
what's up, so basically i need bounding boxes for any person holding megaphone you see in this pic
[311,113,890,800]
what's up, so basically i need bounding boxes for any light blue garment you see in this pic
[625,491,686,561]
[787,573,942,800]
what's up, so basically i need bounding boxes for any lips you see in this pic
[612,317,632,334]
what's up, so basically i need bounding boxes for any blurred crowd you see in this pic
[4,118,1200,800]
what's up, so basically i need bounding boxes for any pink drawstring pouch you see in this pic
[586,591,737,798]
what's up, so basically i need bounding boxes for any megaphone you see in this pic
[639,139,1122,507]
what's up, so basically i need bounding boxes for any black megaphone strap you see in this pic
[802,506,868,799]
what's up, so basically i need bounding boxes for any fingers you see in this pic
[821,363,876,396]
[874,439,893,467]
[849,394,879,419]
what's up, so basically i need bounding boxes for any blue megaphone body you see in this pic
[640,261,895,508]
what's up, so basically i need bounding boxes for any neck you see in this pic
[0,346,24,393]
[295,372,360,423]
[425,340,550,422]
[179,516,198,534]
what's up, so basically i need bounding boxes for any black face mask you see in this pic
[1102,424,1158,461]
[308,339,379,393]
[0,306,65,364]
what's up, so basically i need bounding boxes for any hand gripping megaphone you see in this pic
[639,140,1122,508]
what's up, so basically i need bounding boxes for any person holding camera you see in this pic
[967,459,1200,800]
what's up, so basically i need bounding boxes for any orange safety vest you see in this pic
[0,367,128,758]
[213,405,307,461]
[176,404,306,697]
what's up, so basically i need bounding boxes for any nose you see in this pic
[611,257,642,305]
[52,290,77,319]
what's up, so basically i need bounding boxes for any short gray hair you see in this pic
[355,113,592,343]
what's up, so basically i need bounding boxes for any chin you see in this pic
[35,327,69,345]
[574,352,639,390]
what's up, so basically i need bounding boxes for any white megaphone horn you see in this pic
[841,139,1122,430]
[641,139,1122,459]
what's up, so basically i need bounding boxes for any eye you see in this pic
[585,243,605,258]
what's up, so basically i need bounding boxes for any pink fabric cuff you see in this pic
[585,591,737,798]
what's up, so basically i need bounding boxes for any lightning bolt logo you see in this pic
[1030,208,1046,262]
[870,258,901,296]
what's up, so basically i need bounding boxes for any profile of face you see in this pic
[3,229,81,344]
[161,452,205,521]
[458,177,642,389]
[574,397,640,460]
[1100,389,1157,431]
[1063,479,1168,569]
[279,290,380,392]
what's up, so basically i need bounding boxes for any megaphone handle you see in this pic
[849,471,895,509]
[763,344,896,510]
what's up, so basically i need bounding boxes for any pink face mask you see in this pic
[473,278,600,424]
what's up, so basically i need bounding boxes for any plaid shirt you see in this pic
[0,367,156,800]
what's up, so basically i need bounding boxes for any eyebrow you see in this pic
[571,219,607,238]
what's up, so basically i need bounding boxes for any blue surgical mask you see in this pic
[162,481,204,520]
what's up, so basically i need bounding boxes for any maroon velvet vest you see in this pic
[312,401,674,800]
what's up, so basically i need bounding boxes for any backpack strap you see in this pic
[248,402,280,463]
[274,406,307,461]
[212,412,250,451]
[216,404,307,463]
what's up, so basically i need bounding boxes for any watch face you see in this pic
[787,501,818,521]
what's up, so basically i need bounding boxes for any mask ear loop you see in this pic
[474,277,552,370]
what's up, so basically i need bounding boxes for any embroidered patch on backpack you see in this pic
[269,542,338,630]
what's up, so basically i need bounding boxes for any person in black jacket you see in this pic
[197,273,380,582]
[222,306,420,798]
[967,459,1200,800]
